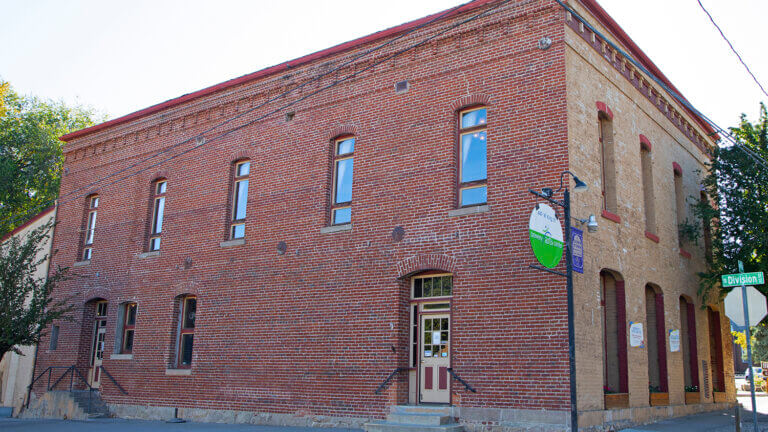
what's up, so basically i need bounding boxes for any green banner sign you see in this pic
[721,272,765,287]
[529,203,564,269]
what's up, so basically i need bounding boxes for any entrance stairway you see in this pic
[364,405,464,432]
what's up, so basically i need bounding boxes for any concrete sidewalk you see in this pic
[0,418,363,432]
[624,397,768,432]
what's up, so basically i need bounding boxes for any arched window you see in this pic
[330,137,354,225]
[707,307,725,393]
[457,106,487,207]
[640,136,656,234]
[148,179,167,251]
[645,285,668,395]
[175,295,197,368]
[599,113,617,214]
[81,195,99,260]
[679,296,699,391]
[601,270,627,398]
[230,160,250,239]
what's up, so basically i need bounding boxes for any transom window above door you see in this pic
[412,275,453,299]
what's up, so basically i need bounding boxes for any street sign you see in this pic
[721,272,765,287]
[724,286,768,327]
[528,204,563,269]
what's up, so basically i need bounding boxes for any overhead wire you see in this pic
[2,0,512,230]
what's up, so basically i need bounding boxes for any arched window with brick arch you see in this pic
[597,103,617,215]
[645,284,668,396]
[639,135,656,235]
[707,307,725,394]
[601,269,627,401]
[679,295,699,391]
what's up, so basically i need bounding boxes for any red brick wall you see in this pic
[36,0,570,419]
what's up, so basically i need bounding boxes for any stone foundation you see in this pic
[20,391,89,421]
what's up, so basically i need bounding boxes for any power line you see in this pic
[554,0,768,171]
[697,0,768,100]
[2,0,513,230]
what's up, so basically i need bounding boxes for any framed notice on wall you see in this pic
[669,329,680,352]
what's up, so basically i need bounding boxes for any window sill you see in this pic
[320,224,352,234]
[110,354,133,360]
[679,248,692,259]
[644,231,660,243]
[601,210,621,224]
[448,204,489,217]
[138,251,160,259]
[165,368,192,376]
[73,260,91,267]
[220,238,245,248]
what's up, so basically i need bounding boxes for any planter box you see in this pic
[604,393,629,409]
[650,392,669,406]
[713,392,727,403]
[685,391,700,404]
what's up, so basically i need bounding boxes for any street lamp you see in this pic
[528,170,589,432]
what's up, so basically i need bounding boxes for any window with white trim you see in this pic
[82,195,99,260]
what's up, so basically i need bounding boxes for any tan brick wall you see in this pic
[563,1,735,420]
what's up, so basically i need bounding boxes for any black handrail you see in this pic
[374,367,408,394]
[99,366,128,395]
[447,368,476,393]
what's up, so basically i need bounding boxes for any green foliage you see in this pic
[0,80,100,236]
[648,384,662,393]
[684,385,699,393]
[0,220,72,362]
[693,103,768,302]
[678,218,702,246]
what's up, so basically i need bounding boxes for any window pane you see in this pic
[83,248,92,260]
[150,237,161,251]
[337,138,355,155]
[234,179,249,220]
[333,207,351,225]
[442,276,452,296]
[414,279,423,298]
[180,334,194,365]
[461,131,487,182]
[237,161,250,177]
[461,108,487,129]
[123,330,134,352]
[126,304,137,326]
[86,212,97,244]
[157,181,167,194]
[153,197,165,234]
[461,186,487,206]
[231,224,245,239]
[183,299,196,329]
[334,158,353,204]
[91,197,99,208]
[423,278,432,297]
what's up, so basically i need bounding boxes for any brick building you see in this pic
[30,0,734,430]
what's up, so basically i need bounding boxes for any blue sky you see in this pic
[2,0,766,131]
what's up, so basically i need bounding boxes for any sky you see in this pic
[1,0,767,132]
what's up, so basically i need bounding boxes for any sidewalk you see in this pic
[624,397,768,431]
[0,418,363,432]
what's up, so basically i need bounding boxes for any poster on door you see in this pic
[669,329,680,352]
[629,322,644,348]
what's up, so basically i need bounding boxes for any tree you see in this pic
[0,220,72,363]
[694,103,768,301]
[0,81,99,236]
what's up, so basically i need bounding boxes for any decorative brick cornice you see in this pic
[397,254,457,279]
[566,12,713,157]
[450,94,492,113]
[639,134,652,151]
[595,101,613,120]
[327,125,358,141]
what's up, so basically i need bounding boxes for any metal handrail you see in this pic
[98,366,127,395]
[447,368,476,393]
[374,367,408,394]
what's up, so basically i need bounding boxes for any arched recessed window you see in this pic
[148,179,167,251]
[707,307,725,393]
[174,295,197,368]
[81,195,99,261]
[599,114,617,214]
[601,270,627,401]
[330,137,354,225]
[116,302,137,354]
[458,107,487,207]
[673,163,685,250]
[645,285,667,395]
[679,296,699,391]
[701,191,713,259]
[230,160,250,239]
[640,137,655,234]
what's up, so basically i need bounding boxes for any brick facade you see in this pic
[32,0,733,430]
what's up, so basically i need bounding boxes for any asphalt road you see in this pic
[0,418,363,432]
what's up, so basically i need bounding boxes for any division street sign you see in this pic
[722,272,765,288]
[724,286,768,327]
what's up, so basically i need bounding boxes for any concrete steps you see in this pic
[364,405,463,432]
[70,390,111,418]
